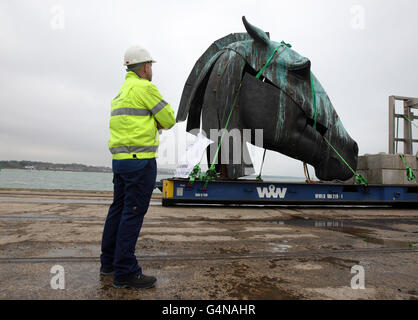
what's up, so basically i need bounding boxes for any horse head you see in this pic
[177,16,358,181]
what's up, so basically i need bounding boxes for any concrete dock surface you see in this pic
[0,188,417,300]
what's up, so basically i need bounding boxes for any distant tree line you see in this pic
[0,160,112,172]
[0,160,176,175]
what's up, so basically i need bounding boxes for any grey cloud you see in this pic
[0,0,417,177]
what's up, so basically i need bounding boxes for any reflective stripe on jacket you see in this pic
[108,71,176,160]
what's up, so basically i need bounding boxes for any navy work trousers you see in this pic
[100,158,156,281]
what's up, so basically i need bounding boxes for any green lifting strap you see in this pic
[399,154,417,184]
[201,41,292,188]
[256,149,267,181]
[291,71,317,182]
[323,136,368,187]
[202,166,218,190]
[202,82,243,190]
[256,42,318,182]
[188,163,202,186]
[256,41,291,181]
[256,41,291,79]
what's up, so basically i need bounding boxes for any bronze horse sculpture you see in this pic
[176,16,358,181]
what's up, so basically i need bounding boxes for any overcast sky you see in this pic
[1,0,417,178]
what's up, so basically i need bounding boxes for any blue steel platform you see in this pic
[161,178,418,207]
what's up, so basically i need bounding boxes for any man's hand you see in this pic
[156,121,164,131]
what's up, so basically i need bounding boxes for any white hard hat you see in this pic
[124,45,156,66]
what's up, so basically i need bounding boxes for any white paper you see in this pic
[174,132,214,178]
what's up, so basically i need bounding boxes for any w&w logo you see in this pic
[256,185,287,199]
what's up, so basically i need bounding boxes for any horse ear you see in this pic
[242,16,270,46]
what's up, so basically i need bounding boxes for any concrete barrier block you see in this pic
[403,154,418,170]
[358,154,417,170]
[357,156,368,170]
[333,154,417,185]
[366,168,417,185]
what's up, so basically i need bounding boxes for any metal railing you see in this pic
[389,95,418,154]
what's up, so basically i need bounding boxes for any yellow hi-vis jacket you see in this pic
[108,71,176,160]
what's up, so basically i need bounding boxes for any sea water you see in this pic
[0,169,172,191]
[0,169,305,192]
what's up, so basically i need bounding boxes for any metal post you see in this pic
[403,100,413,154]
[389,96,395,154]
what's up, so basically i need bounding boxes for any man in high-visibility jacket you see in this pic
[100,45,176,289]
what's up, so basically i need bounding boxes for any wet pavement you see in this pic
[0,188,417,300]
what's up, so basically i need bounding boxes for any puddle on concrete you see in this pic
[270,219,417,248]
[269,243,292,253]
[332,226,412,248]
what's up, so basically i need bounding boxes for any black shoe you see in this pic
[100,266,114,275]
[113,274,157,289]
